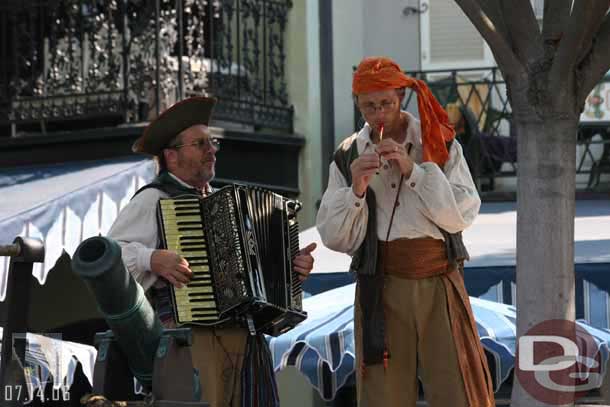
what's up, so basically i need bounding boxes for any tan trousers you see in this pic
[191,327,249,407]
[355,274,469,407]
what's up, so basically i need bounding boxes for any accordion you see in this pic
[157,184,306,336]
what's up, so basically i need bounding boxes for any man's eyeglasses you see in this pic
[360,100,397,115]
[170,138,220,151]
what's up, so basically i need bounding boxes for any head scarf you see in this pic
[353,57,455,166]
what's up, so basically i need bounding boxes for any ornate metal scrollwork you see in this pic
[1,0,293,132]
[209,0,293,130]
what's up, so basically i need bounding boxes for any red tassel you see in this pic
[383,350,390,371]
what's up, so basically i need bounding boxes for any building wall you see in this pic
[286,0,322,228]
[331,0,364,149]
[331,0,421,150]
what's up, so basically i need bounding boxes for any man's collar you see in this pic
[357,111,421,149]
[167,172,212,195]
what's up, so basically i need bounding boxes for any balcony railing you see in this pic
[0,0,294,137]
[353,66,610,192]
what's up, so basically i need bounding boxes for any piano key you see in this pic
[171,213,203,219]
[185,260,209,267]
[188,304,219,311]
[179,247,208,253]
[189,265,210,272]
[163,232,205,239]
[188,284,213,291]
[175,297,216,306]
[179,240,206,245]
[179,307,218,316]
[183,286,214,294]
[178,310,219,320]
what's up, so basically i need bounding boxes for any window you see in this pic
[419,0,495,69]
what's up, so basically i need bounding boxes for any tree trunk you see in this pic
[510,103,579,406]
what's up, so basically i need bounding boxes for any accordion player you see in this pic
[157,184,306,336]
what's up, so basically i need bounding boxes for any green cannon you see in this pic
[71,236,163,389]
[72,236,204,404]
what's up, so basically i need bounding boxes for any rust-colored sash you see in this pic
[378,238,495,407]
[379,238,448,279]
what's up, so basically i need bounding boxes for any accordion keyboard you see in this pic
[158,198,220,324]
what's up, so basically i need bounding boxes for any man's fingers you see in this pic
[174,266,192,283]
[359,156,380,164]
[175,264,193,276]
[353,170,377,184]
[174,253,190,267]
[174,271,191,285]
[356,156,380,167]
[358,167,379,178]
[353,153,380,166]
[381,152,401,161]
[166,269,189,285]
[294,267,310,282]
[294,266,308,274]
[166,274,183,289]
[293,259,313,271]
[178,256,190,267]
[300,242,317,255]
[356,152,379,160]
[377,139,399,149]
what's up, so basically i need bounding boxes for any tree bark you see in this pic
[510,105,579,406]
[454,0,524,77]
[500,0,543,65]
[452,3,610,406]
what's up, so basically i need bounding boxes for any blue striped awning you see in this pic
[268,283,610,401]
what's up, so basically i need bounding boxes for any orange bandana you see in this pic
[353,57,455,166]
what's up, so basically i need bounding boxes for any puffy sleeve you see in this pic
[107,188,164,290]
[316,161,370,254]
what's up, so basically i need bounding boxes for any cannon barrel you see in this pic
[71,236,163,389]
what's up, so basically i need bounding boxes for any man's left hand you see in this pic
[293,242,317,282]
[377,139,414,177]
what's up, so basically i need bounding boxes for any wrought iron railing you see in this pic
[353,66,610,191]
[208,0,293,130]
[0,0,294,137]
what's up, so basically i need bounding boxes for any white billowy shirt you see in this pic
[316,111,481,256]
[107,172,207,290]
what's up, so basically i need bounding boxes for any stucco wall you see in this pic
[332,0,421,148]
[286,0,322,228]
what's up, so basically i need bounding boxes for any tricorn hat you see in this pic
[132,96,217,156]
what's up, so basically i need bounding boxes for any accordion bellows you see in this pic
[157,184,306,336]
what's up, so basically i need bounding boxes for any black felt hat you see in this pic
[132,96,217,155]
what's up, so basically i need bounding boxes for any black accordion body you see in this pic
[157,184,306,336]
